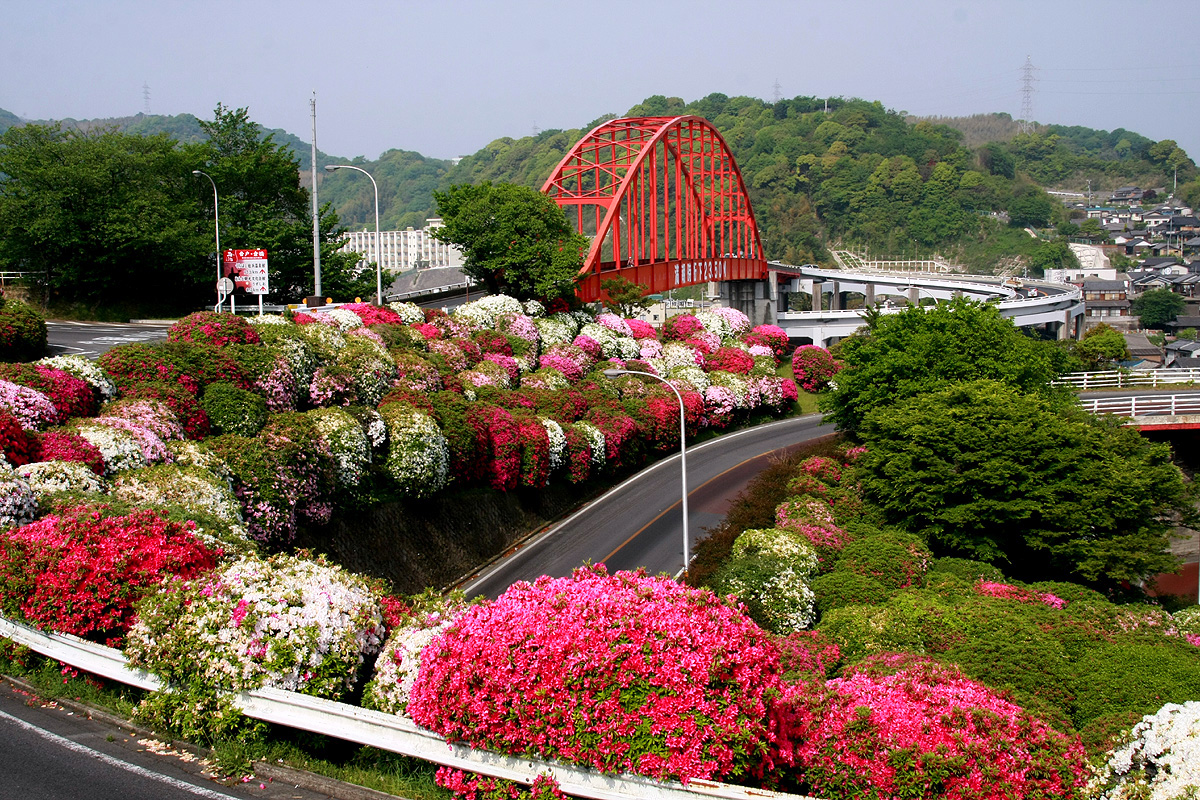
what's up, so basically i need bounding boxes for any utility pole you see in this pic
[310,92,322,299]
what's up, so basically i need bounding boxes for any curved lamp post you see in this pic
[602,368,690,579]
[192,169,222,312]
[325,164,382,305]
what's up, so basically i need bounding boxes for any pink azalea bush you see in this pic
[408,566,793,783]
[790,345,841,392]
[786,654,1088,799]
[167,311,260,347]
[975,580,1068,610]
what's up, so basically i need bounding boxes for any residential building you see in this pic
[1081,278,1133,327]
[339,218,465,275]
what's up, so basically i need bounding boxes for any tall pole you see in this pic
[311,93,322,299]
[602,368,690,579]
[192,170,221,312]
[326,165,382,304]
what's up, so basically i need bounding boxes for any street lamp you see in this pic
[192,169,222,312]
[325,164,382,305]
[602,368,691,579]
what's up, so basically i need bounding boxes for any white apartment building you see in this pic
[339,218,464,274]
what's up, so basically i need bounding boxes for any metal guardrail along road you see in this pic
[0,614,819,800]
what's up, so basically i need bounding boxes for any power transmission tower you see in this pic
[1018,56,1035,134]
[772,78,782,103]
[142,82,151,115]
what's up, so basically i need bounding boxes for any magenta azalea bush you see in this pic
[787,655,1088,799]
[408,566,793,783]
[790,345,841,392]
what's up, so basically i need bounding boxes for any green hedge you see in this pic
[0,297,47,361]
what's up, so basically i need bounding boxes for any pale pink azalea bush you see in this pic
[786,654,1088,799]
[408,566,793,783]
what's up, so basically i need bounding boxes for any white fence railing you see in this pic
[1054,369,1200,390]
[0,614,817,800]
[1080,394,1200,418]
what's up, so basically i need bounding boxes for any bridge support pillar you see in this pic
[823,281,841,311]
[864,283,876,306]
[908,287,920,305]
[717,279,777,326]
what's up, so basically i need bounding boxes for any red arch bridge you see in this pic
[542,116,1084,341]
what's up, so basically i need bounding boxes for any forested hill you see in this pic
[3,96,1196,272]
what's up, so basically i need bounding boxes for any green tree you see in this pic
[821,297,1069,431]
[1073,323,1130,368]
[0,123,210,307]
[431,182,587,302]
[1130,288,1185,329]
[857,380,1185,585]
[195,105,368,303]
[600,276,653,317]
[1026,240,1079,276]
[1007,185,1055,228]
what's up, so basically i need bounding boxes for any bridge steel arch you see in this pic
[542,116,768,303]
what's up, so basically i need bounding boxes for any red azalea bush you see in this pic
[408,566,792,783]
[704,347,756,375]
[469,405,520,490]
[0,363,98,423]
[514,414,550,489]
[0,506,219,644]
[471,329,513,356]
[975,580,1068,610]
[786,654,1087,799]
[167,311,260,347]
[0,409,39,466]
[35,431,106,474]
[790,346,841,392]
[99,343,199,395]
[662,314,704,341]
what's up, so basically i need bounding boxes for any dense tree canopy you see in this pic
[431,182,587,302]
[821,297,1070,431]
[856,380,1186,586]
[1130,287,1186,329]
[0,106,368,310]
[0,123,209,307]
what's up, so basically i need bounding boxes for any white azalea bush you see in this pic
[126,552,386,700]
[247,313,289,326]
[110,464,245,546]
[385,301,425,324]
[380,403,449,497]
[454,295,525,331]
[363,594,469,717]
[309,407,371,487]
[573,421,606,467]
[38,354,118,401]
[541,417,567,472]
[324,307,364,331]
[713,527,819,634]
[0,461,38,528]
[17,459,108,500]
[1089,701,1200,800]
[73,420,150,474]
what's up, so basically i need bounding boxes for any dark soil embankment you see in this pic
[293,482,605,595]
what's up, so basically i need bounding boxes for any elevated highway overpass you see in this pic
[728,263,1085,347]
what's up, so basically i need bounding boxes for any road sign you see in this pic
[217,277,235,294]
[221,249,270,295]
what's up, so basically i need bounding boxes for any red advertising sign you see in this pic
[221,249,270,295]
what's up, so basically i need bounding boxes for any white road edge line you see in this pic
[0,707,244,800]
[460,413,828,594]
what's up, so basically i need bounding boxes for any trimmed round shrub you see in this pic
[408,565,792,783]
[110,464,244,546]
[1072,642,1200,728]
[0,409,39,466]
[126,552,386,700]
[0,363,98,423]
[788,655,1087,799]
[37,354,118,402]
[167,311,260,347]
[123,381,209,440]
[0,297,47,361]
[834,530,931,591]
[925,556,1006,584]
[0,461,37,528]
[36,430,105,474]
[99,343,198,395]
[0,505,218,644]
[379,402,449,497]
[811,570,892,616]
[17,460,108,502]
[201,382,267,437]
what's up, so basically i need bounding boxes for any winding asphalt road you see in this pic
[459,414,837,599]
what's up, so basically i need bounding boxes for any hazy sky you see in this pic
[4,0,1199,179]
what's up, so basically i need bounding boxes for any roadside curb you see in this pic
[0,673,411,800]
